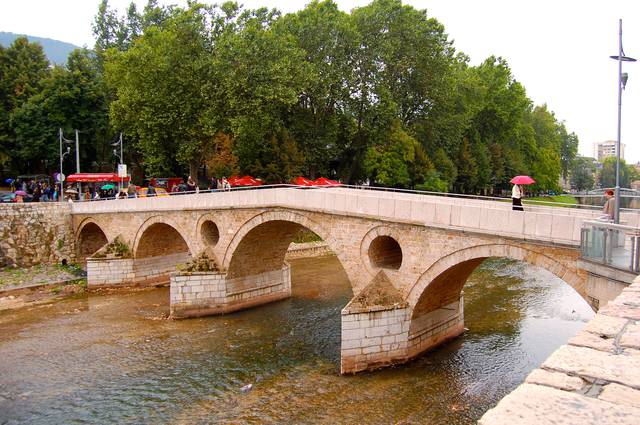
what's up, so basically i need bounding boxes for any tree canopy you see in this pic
[0,0,580,195]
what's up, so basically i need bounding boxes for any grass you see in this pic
[523,195,578,207]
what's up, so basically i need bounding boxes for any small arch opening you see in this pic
[201,220,220,247]
[78,222,108,259]
[369,235,402,270]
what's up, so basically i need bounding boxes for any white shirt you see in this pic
[512,185,521,199]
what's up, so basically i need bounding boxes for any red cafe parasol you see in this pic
[314,177,342,186]
[510,175,536,185]
[292,176,316,186]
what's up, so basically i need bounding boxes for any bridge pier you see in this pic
[340,293,464,374]
[87,253,191,288]
[169,264,292,318]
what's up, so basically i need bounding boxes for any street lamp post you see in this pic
[112,132,124,191]
[58,128,74,202]
[610,18,636,224]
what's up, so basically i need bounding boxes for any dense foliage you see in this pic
[0,0,580,193]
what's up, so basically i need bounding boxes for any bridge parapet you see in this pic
[70,187,613,246]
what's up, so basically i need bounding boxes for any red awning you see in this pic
[314,177,341,186]
[292,176,316,186]
[232,176,263,187]
[66,173,130,183]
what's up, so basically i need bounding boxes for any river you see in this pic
[0,256,593,424]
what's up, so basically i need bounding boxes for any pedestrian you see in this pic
[42,183,50,202]
[127,183,137,198]
[186,175,197,192]
[83,188,91,201]
[147,182,156,197]
[512,184,523,211]
[209,176,218,192]
[602,189,615,221]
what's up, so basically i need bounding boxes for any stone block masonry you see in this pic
[0,203,76,267]
[87,252,191,288]
[479,277,640,425]
[170,263,292,318]
[341,295,464,374]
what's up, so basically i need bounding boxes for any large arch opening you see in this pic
[78,222,108,262]
[406,249,594,412]
[134,222,192,285]
[225,216,353,367]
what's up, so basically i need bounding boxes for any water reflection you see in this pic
[0,256,593,424]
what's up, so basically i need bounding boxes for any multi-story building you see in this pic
[594,140,624,161]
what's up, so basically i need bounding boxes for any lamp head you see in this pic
[66,146,70,154]
[622,72,629,89]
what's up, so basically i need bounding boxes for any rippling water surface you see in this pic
[0,256,593,424]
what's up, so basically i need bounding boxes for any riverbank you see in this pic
[0,242,330,312]
[0,263,86,311]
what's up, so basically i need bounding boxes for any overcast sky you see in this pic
[2,0,639,162]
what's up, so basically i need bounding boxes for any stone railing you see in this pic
[70,186,620,247]
[479,276,640,424]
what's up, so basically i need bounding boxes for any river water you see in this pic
[0,256,593,424]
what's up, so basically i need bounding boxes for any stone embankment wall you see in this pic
[480,277,640,424]
[285,241,333,260]
[0,203,75,267]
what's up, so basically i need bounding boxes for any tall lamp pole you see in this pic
[610,19,636,224]
[58,128,74,202]
[112,132,124,191]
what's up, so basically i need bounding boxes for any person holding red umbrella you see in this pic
[510,175,535,211]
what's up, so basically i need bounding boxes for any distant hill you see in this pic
[0,32,81,65]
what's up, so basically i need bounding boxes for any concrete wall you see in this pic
[170,263,291,318]
[0,203,75,267]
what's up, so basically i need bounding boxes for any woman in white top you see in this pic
[512,184,523,211]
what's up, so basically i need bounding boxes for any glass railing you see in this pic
[580,220,640,273]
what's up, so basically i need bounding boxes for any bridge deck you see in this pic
[70,186,637,247]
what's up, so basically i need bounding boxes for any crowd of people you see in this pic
[4,175,239,203]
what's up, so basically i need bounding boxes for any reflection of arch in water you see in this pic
[77,221,108,261]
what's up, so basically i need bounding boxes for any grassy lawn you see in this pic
[523,195,578,206]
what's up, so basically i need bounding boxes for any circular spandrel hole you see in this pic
[202,220,220,247]
[369,235,402,270]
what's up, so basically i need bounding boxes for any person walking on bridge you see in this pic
[511,184,523,211]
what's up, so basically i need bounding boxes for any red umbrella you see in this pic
[292,176,316,186]
[314,177,342,186]
[510,175,536,185]
[233,176,263,187]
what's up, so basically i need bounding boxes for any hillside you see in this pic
[0,32,81,65]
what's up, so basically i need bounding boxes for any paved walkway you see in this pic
[479,277,640,424]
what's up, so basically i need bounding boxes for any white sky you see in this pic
[1,0,639,162]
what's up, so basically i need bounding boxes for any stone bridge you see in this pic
[69,187,636,373]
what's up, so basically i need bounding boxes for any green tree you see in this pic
[569,156,595,192]
[106,5,215,177]
[599,156,631,189]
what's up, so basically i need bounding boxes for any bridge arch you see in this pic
[76,219,109,260]
[132,216,195,259]
[407,243,587,320]
[223,210,351,283]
